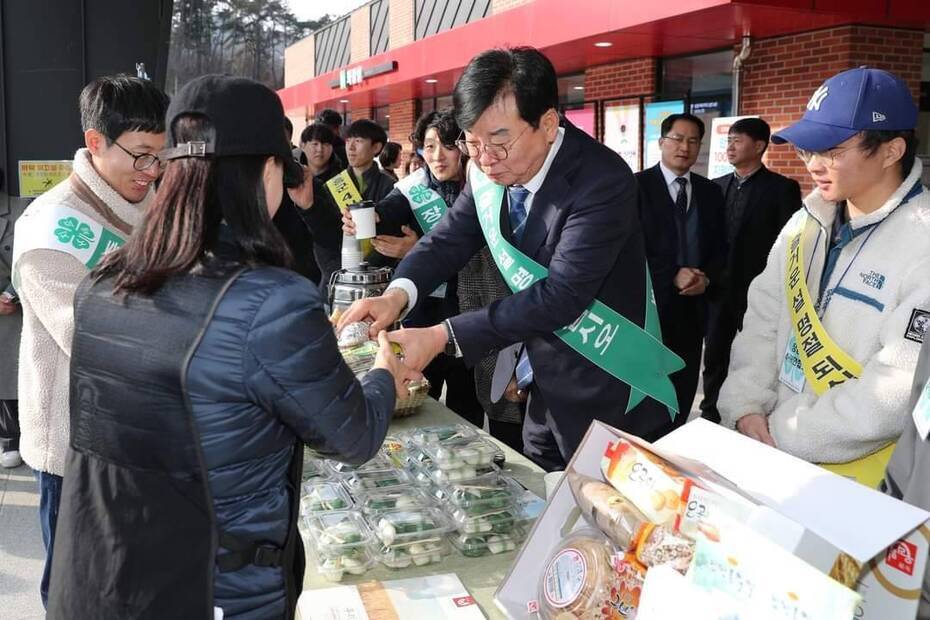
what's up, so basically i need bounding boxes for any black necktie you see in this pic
[674,177,689,218]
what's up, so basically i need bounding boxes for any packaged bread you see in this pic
[567,472,650,551]
[634,524,695,574]
[600,438,687,525]
[538,529,626,620]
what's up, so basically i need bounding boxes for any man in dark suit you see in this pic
[700,117,801,423]
[637,113,727,433]
[337,47,678,471]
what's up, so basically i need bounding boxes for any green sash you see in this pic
[12,203,126,289]
[395,167,448,234]
[469,164,684,416]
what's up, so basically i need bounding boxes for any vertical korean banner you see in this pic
[603,102,641,172]
[707,115,757,178]
[644,101,685,169]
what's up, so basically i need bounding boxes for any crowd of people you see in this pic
[0,43,929,618]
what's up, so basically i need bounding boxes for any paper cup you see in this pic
[544,470,565,500]
[349,202,377,240]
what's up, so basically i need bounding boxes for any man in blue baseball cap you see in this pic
[718,66,930,488]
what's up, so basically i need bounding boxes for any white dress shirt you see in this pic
[388,127,566,317]
[659,161,692,210]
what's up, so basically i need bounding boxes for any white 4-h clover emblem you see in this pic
[55,217,95,250]
[409,184,431,204]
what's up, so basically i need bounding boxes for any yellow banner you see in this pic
[784,219,862,395]
[325,169,364,213]
[785,217,893,487]
[326,170,371,256]
[18,160,73,197]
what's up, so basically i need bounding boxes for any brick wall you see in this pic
[386,100,418,176]
[284,36,315,87]
[491,0,534,13]
[352,107,373,121]
[350,6,370,63]
[739,25,923,194]
[389,0,414,49]
[388,100,418,150]
[584,58,657,101]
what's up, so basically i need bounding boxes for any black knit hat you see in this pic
[162,74,303,187]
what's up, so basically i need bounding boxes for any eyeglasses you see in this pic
[455,124,531,161]
[794,143,863,168]
[113,140,163,171]
[661,133,702,148]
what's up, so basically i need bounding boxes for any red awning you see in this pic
[278,0,930,113]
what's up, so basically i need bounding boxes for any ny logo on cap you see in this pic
[807,85,829,111]
[872,111,887,122]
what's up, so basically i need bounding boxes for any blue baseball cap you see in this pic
[772,67,917,151]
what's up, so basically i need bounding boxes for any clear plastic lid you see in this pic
[300,481,354,515]
[430,474,522,515]
[354,486,434,516]
[450,503,532,535]
[406,424,478,448]
[342,468,413,494]
[302,457,329,482]
[324,453,395,478]
[379,435,408,469]
[419,435,501,471]
[416,460,501,485]
[304,510,373,553]
[448,526,526,558]
[372,538,448,569]
[312,544,376,583]
[370,507,451,547]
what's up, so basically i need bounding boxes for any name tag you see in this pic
[912,378,930,440]
[779,334,806,393]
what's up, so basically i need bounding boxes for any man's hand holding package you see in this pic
[337,288,408,336]
[371,330,423,399]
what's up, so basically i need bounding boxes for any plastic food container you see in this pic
[304,510,373,551]
[355,487,434,516]
[342,468,413,494]
[431,474,523,515]
[380,435,408,468]
[323,453,395,478]
[312,545,376,582]
[419,435,501,471]
[450,504,529,535]
[373,539,448,569]
[302,457,328,482]
[301,481,354,514]
[371,507,451,547]
[418,460,501,485]
[406,424,478,448]
[449,526,526,558]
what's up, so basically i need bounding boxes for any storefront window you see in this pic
[557,74,586,107]
[420,95,454,117]
[660,50,733,176]
[373,105,390,131]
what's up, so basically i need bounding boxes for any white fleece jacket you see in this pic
[14,149,148,476]
[719,160,930,463]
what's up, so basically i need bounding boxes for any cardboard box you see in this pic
[495,419,929,619]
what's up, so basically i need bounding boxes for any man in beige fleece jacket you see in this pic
[11,75,168,608]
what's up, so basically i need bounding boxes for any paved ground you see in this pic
[0,462,45,620]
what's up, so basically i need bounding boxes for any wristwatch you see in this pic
[443,320,458,357]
